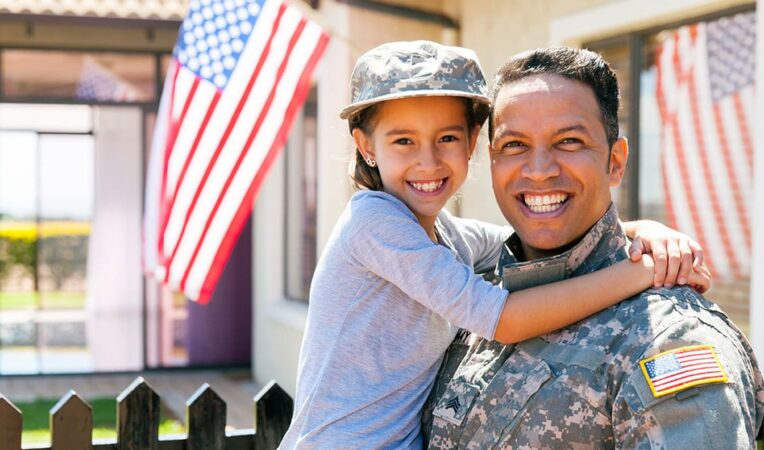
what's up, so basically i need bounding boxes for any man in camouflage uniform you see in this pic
[422,47,764,449]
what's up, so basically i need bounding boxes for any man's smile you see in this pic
[519,192,570,215]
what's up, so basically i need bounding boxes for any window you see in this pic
[586,6,756,334]
[284,86,318,302]
[587,41,636,221]
[1,49,157,103]
[0,119,95,373]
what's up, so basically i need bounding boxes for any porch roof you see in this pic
[0,0,188,21]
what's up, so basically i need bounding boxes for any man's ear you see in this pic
[609,136,628,187]
[352,128,375,162]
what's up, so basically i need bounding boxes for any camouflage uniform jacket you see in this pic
[422,205,764,449]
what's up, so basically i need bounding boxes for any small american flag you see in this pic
[640,345,727,397]
[656,12,755,280]
[143,0,329,303]
[76,58,139,102]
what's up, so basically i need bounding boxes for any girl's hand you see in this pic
[636,252,711,294]
[686,263,711,294]
[624,220,705,289]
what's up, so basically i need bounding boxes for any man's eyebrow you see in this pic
[492,128,530,141]
[555,124,592,136]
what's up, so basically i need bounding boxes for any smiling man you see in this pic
[422,47,764,449]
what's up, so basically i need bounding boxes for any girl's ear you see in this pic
[467,125,481,159]
[352,128,375,161]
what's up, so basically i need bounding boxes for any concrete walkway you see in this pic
[0,369,262,430]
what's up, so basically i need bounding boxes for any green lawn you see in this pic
[0,291,86,310]
[16,397,185,445]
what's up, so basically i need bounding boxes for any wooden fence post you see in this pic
[50,390,92,450]
[0,395,21,450]
[253,381,292,450]
[116,377,159,450]
[186,383,226,450]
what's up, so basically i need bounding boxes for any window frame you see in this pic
[0,46,169,106]
[283,85,319,303]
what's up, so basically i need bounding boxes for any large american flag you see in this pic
[143,0,329,303]
[656,11,755,280]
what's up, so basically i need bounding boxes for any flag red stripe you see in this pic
[710,103,752,253]
[181,16,308,293]
[732,94,754,171]
[157,62,182,260]
[655,45,681,237]
[655,367,723,388]
[164,2,288,279]
[197,31,330,303]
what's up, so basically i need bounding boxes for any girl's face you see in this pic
[353,96,479,230]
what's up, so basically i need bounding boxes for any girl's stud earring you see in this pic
[366,158,377,168]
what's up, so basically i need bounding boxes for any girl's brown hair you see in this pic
[348,97,489,191]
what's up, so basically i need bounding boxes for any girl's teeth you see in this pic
[411,180,444,193]
[523,193,568,213]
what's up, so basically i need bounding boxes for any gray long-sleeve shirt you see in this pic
[280,190,510,449]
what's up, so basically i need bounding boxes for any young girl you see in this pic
[280,41,708,449]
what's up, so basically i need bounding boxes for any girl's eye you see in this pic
[439,135,458,143]
[394,138,413,145]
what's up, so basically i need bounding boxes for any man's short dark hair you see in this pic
[489,47,620,148]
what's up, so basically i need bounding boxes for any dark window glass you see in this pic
[586,40,634,220]
[285,86,318,302]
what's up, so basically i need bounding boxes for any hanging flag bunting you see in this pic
[656,11,755,280]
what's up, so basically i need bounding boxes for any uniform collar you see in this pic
[499,203,628,291]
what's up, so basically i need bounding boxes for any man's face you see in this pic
[489,74,628,260]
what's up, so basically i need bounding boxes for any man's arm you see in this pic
[611,318,762,449]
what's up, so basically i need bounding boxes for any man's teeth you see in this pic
[524,193,568,213]
[411,180,444,193]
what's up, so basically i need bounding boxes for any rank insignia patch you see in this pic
[640,345,727,398]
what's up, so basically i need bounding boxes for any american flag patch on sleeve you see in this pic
[639,345,727,398]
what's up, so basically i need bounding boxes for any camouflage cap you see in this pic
[339,40,490,120]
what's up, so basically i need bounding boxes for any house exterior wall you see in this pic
[751,2,764,362]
